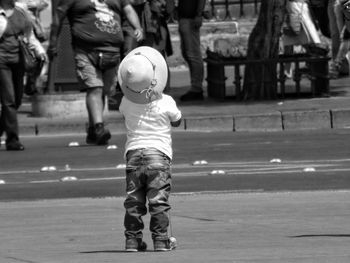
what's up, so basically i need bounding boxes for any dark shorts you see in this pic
[74,49,119,95]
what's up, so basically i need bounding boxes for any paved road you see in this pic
[1,131,350,262]
[1,191,350,263]
[1,130,350,200]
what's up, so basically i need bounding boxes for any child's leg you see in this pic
[144,149,172,241]
[124,150,147,241]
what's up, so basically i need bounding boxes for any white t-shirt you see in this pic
[119,94,182,160]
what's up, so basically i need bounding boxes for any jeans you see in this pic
[328,0,341,59]
[124,148,172,241]
[0,61,25,141]
[178,18,204,93]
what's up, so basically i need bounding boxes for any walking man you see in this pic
[47,0,143,145]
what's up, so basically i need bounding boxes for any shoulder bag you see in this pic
[14,6,41,72]
[17,34,40,72]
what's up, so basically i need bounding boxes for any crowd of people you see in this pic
[282,0,350,79]
[0,0,206,151]
[2,0,350,151]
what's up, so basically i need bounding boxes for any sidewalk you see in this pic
[1,191,350,262]
[17,68,350,135]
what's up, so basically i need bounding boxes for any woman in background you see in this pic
[0,0,46,150]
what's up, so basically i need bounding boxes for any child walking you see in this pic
[118,46,182,252]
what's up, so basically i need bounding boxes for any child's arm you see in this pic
[165,95,182,127]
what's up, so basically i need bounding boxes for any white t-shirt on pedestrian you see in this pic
[119,94,182,160]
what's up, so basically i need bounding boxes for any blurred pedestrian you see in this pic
[328,0,341,59]
[122,0,174,93]
[21,0,48,42]
[47,0,143,146]
[121,0,146,57]
[0,0,46,150]
[122,0,174,58]
[118,46,181,252]
[142,0,174,58]
[309,0,331,38]
[340,0,350,26]
[18,0,49,95]
[282,0,323,77]
[178,0,206,102]
[329,0,350,77]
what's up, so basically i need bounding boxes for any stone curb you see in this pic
[234,112,282,132]
[184,116,234,131]
[281,110,332,131]
[330,108,350,129]
[18,108,350,136]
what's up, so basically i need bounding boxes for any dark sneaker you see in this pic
[94,123,111,145]
[180,91,204,102]
[6,140,25,151]
[153,238,176,252]
[86,126,96,144]
[125,238,147,252]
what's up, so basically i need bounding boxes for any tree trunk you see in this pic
[242,0,287,100]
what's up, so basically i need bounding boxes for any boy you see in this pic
[118,46,182,252]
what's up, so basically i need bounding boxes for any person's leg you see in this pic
[334,0,344,36]
[336,29,350,71]
[303,3,322,44]
[283,45,294,78]
[74,50,111,145]
[329,26,350,78]
[85,86,111,145]
[124,149,148,252]
[178,18,204,101]
[86,87,104,124]
[0,67,24,150]
[328,0,341,59]
[143,148,172,250]
[12,63,25,110]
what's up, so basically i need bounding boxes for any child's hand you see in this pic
[171,119,182,127]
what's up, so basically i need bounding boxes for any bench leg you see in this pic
[206,63,226,100]
[234,65,241,100]
[279,62,286,99]
[293,62,301,97]
[309,60,330,96]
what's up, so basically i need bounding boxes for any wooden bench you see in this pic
[204,53,330,100]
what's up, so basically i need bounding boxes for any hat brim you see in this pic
[118,46,168,104]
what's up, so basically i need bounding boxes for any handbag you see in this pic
[13,5,42,72]
[282,22,311,46]
[17,34,40,72]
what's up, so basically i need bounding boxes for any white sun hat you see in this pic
[118,46,168,104]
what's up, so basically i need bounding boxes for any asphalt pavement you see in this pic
[1,191,350,262]
[16,68,350,135]
[2,69,350,262]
